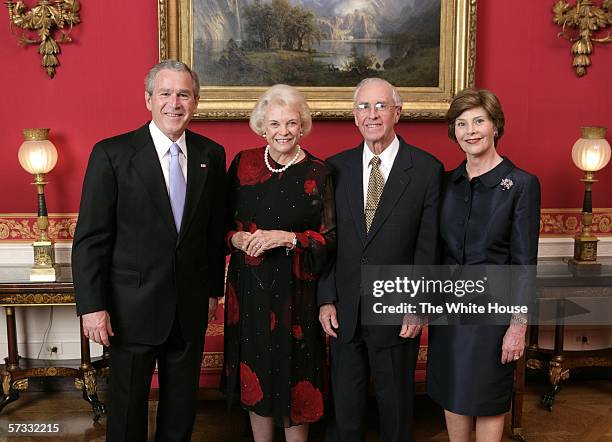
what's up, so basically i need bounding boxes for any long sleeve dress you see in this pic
[223,146,336,427]
[427,157,540,416]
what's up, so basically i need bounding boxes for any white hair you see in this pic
[353,77,403,106]
[249,84,312,136]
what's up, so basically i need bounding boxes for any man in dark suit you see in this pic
[72,60,226,441]
[318,78,442,442]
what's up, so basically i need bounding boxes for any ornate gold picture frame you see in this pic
[158,0,477,120]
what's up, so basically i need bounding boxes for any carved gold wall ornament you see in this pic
[5,0,81,78]
[553,0,612,77]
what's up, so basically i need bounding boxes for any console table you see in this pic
[0,265,108,420]
[509,258,612,440]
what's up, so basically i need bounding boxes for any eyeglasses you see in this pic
[354,102,398,113]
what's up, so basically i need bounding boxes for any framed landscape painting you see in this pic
[158,0,476,119]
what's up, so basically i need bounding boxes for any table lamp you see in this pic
[569,126,611,273]
[17,128,60,281]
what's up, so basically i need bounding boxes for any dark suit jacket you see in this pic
[318,137,443,346]
[72,124,226,345]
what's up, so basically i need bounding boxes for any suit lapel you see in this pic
[345,145,366,246]
[177,130,210,245]
[130,126,177,239]
[364,140,413,247]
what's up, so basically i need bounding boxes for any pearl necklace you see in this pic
[264,145,301,173]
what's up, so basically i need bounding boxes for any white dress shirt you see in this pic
[149,121,188,193]
[362,136,400,210]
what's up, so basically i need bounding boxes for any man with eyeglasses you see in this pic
[318,78,443,441]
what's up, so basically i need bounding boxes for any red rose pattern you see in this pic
[292,325,303,339]
[292,254,316,281]
[236,149,272,186]
[240,363,264,406]
[305,230,326,245]
[304,179,318,195]
[226,283,239,325]
[270,311,277,331]
[290,381,324,424]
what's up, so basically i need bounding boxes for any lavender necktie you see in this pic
[169,143,186,232]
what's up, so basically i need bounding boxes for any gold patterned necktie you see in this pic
[365,155,385,233]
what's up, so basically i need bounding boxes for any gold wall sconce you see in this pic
[18,128,60,281]
[553,0,612,77]
[569,126,611,274]
[5,0,80,78]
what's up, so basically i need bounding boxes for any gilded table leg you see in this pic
[541,358,570,411]
[511,354,526,440]
[0,369,19,412]
[0,307,21,412]
[77,317,106,421]
[541,302,568,411]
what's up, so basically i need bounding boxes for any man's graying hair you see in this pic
[353,78,403,107]
[145,60,200,97]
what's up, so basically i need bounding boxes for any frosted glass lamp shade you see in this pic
[18,128,58,174]
[571,127,611,172]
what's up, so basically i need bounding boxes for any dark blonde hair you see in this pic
[446,88,505,145]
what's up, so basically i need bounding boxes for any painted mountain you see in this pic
[194,0,440,43]
[192,0,441,87]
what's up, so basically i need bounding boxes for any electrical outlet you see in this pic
[581,335,589,345]
[42,343,63,356]
[575,335,590,345]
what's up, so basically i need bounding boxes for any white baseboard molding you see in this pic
[538,236,612,258]
[0,241,72,265]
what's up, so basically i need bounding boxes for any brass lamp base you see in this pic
[30,240,60,282]
[572,235,598,262]
[30,265,60,282]
[568,258,602,277]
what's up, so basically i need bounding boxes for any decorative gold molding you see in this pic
[0,210,611,241]
[0,293,75,306]
[5,0,81,78]
[540,208,612,235]
[553,0,612,77]
[0,213,77,241]
[158,0,477,120]
[202,352,223,370]
[206,323,224,337]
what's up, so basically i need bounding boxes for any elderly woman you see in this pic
[427,88,540,441]
[223,84,335,442]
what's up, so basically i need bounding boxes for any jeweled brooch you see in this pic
[500,178,514,190]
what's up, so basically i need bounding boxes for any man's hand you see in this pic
[319,303,339,338]
[208,297,219,322]
[501,323,527,364]
[399,313,425,339]
[82,310,114,347]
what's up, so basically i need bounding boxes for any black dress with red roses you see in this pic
[223,147,336,427]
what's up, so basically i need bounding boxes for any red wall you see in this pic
[1,0,611,213]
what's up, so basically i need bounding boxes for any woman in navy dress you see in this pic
[427,88,540,441]
[223,84,336,442]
